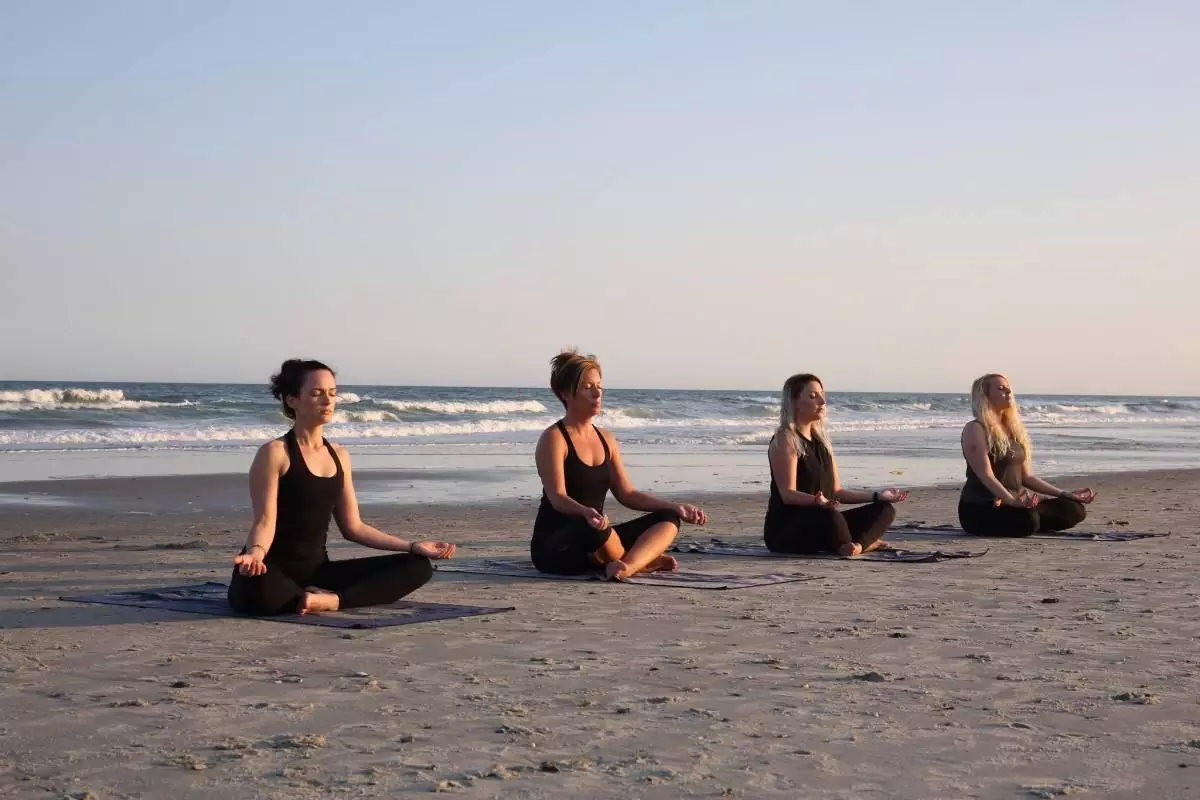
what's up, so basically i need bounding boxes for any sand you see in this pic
[1,468,1198,799]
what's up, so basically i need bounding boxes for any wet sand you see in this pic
[1,468,1197,798]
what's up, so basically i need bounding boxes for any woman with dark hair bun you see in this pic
[227,359,456,616]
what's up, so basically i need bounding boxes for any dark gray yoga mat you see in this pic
[889,523,1171,542]
[61,582,514,629]
[672,538,987,563]
[436,559,816,589]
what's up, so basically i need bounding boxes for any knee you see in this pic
[874,501,897,527]
[653,510,682,530]
[405,554,435,585]
[1014,510,1040,536]
[1063,499,1088,526]
[228,576,284,616]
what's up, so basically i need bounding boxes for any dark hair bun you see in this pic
[269,359,335,420]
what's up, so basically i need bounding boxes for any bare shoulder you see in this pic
[536,423,566,455]
[594,425,619,449]
[252,438,289,474]
[330,441,352,464]
[961,420,985,437]
[767,430,794,455]
[538,422,566,444]
[258,438,288,461]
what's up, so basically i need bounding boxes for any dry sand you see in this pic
[1,468,1198,799]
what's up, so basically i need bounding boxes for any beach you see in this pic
[1,467,1197,799]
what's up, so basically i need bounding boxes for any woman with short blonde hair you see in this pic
[532,350,708,581]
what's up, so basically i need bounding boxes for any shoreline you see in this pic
[0,465,1195,517]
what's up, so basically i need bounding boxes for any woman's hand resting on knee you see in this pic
[233,546,267,577]
[410,541,457,560]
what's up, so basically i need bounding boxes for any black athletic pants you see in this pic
[764,502,897,555]
[958,497,1087,537]
[531,511,681,575]
[227,553,433,615]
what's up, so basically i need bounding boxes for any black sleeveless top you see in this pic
[765,432,835,531]
[267,428,344,563]
[961,426,1025,505]
[532,421,611,538]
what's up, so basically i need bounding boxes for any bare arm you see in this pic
[605,430,707,524]
[244,441,285,554]
[961,422,1020,505]
[535,427,601,518]
[233,441,287,575]
[332,445,415,551]
[768,436,826,507]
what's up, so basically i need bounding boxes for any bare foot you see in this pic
[298,587,340,614]
[639,554,679,574]
[862,539,890,553]
[837,542,863,558]
[605,560,632,582]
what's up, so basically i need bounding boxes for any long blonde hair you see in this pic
[777,373,831,456]
[970,373,1032,463]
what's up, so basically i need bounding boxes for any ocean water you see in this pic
[2,382,1199,503]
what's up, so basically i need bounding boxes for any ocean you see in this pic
[2,382,1199,504]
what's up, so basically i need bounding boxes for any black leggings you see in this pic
[958,497,1087,537]
[531,511,681,575]
[227,553,434,615]
[764,502,896,555]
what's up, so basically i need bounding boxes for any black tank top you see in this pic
[267,428,344,563]
[961,424,1025,504]
[532,421,611,537]
[765,432,835,530]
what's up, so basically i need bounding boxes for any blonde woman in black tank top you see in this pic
[765,374,909,557]
[959,374,1095,537]
[227,360,457,616]
[532,350,708,581]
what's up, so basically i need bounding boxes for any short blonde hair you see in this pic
[549,349,602,408]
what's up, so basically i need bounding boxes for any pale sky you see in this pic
[2,2,1197,394]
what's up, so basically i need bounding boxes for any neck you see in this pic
[794,421,816,439]
[562,407,595,430]
[292,421,325,447]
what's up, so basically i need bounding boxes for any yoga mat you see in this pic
[436,559,816,590]
[672,538,988,563]
[61,582,514,629]
[889,523,1171,542]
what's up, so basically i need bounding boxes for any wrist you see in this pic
[872,491,880,503]
[1057,490,1071,500]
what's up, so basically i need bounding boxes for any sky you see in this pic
[2,1,1197,394]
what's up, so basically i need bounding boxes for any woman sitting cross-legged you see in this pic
[958,373,1095,537]
[531,349,708,581]
[228,359,457,615]
[765,373,909,558]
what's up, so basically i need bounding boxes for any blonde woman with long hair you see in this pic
[765,373,909,557]
[532,350,708,581]
[959,374,1096,536]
